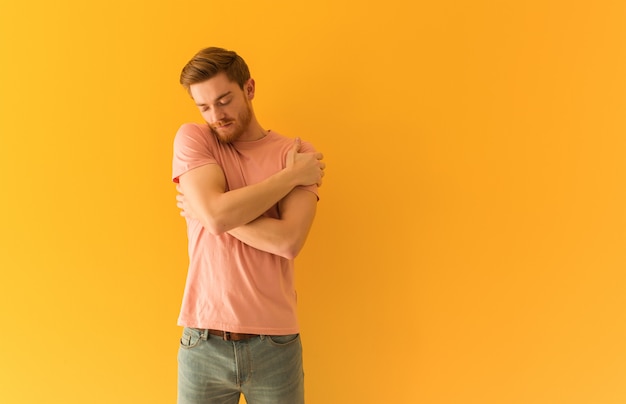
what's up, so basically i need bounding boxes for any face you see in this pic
[189,72,255,143]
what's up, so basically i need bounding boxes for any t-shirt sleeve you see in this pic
[172,123,217,183]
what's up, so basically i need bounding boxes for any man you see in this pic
[172,47,325,404]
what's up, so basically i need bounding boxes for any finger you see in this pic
[286,138,301,165]
[291,137,302,153]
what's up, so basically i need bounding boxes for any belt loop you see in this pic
[223,331,231,341]
[201,329,208,340]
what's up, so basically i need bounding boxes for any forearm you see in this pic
[213,170,299,231]
[227,189,317,259]
[187,168,299,235]
[228,216,301,259]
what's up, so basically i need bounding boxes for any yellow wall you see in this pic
[1,1,625,403]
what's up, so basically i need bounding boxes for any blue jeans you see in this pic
[177,328,305,404]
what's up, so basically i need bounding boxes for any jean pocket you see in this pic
[179,328,202,349]
[267,334,300,347]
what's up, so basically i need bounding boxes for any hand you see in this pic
[175,184,197,219]
[286,138,326,187]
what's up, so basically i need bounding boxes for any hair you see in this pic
[179,47,251,91]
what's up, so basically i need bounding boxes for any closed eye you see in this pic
[218,97,232,106]
[195,91,233,111]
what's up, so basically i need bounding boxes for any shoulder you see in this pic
[299,139,317,153]
[268,131,317,153]
[175,122,209,141]
[174,123,218,149]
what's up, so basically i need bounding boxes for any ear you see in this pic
[245,78,256,100]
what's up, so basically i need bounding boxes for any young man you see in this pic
[172,47,325,404]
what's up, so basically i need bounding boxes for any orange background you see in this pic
[1,1,625,403]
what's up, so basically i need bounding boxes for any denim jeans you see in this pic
[177,327,304,404]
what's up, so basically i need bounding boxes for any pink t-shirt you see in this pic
[172,123,318,335]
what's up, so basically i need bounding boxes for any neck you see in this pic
[239,118,267,142]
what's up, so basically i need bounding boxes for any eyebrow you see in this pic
[195,91,232,107]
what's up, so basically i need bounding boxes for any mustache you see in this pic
[212,120,233,128]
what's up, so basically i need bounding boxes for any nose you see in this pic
[207,107,226,125]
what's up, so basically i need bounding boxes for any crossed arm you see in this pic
[177,140,324,259]
[227,189,317,259]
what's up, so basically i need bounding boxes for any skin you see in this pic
[177,72,325,259]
